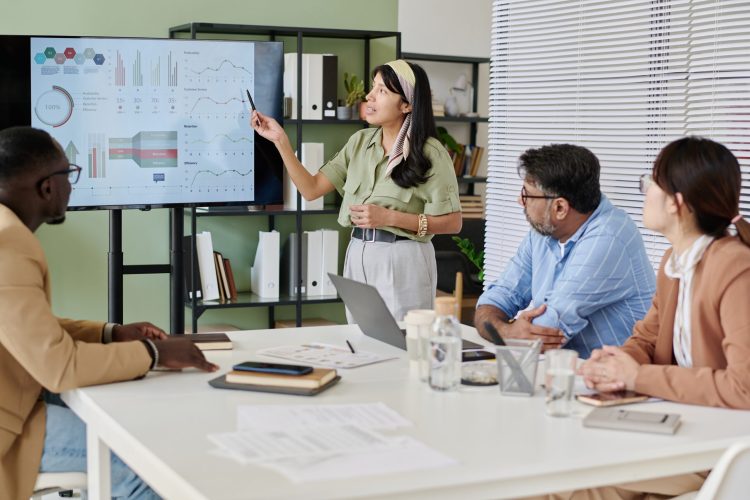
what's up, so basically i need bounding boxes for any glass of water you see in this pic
[544,349,578,417]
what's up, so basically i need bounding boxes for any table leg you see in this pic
[86,427,111,500]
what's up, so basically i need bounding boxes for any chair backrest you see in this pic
[454,271,463,322]
[31,472,87,500]
[695,440,750,500]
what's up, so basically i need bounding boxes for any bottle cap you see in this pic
[434,296,457,317]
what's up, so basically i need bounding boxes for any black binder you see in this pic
[322,54,338,119]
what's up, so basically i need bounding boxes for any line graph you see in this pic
[188,168,251,187]
[188,133,251,145]
[188,96,243,115]
[188,59,252,77]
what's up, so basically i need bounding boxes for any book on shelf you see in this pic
[468,145,484,177]
[182,333,233,351]
[451,144,467,177]
[213,251,229,302]
[223,258,238,299]
[225,367,337,389]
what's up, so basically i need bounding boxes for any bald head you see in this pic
[0,127,63,184]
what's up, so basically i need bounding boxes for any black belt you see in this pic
[351,228,410,243]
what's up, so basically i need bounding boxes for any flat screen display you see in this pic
[0,35,284,209]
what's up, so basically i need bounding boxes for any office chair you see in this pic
[673,439,750,500]
[31,472,87,499]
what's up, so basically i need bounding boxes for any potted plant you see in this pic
[344,72,366,119]
[451,236,484,282]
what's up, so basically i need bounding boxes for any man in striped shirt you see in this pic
[475,144,655,359]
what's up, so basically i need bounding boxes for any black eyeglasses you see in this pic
[37,164,82,188]
[520,186,557,206]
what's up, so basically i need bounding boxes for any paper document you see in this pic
[257,343,396,369]
[237,403,412,431]
[209,403,456,481]
[208,425,394,463]
[260,436,457,483]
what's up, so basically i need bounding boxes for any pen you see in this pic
[245,89,257,112]
[245,89,260,127]
[346,340,356,353]
[483,321,506,346]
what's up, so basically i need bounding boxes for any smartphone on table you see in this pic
[576,390,649,407]
[461,350,496,362]
[232,361,312,376]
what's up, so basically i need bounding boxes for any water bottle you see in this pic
[429,297,462,391]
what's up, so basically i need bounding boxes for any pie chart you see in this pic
[34,85,74,128]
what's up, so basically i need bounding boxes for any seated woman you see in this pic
[544,136,750,500]
[581,136,750,408]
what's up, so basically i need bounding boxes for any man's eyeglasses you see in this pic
[520,186,557,206]
[37,164,82,188]
[639,174,653,194]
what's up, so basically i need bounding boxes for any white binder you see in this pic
[251,230,280,299]
[301,53,323,120]
[284,142,325,211]
[195,231,220,301]
[284,53,323,120]
[283,53,299,119]
[305,230,323,295]
[319,229,339,295]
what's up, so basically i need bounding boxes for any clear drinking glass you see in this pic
[544,349,579,417]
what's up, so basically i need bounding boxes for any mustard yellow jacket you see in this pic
[0,204,150,499]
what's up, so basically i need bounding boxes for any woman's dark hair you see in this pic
[517,144,602,213]
[372,62,436,189]
[652,136,750,247]
[0,126,60,181]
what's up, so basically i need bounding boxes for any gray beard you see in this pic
[525,208,555,236]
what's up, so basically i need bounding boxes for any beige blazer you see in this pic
[622,236,750,409]
[0,204,150,500]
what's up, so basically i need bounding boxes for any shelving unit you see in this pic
[169,23,401,332]
[402,53,489,300]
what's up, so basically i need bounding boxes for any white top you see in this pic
[664,234,715,367]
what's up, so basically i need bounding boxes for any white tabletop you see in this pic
[63,325,750,499]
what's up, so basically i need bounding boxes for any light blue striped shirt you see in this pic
[477,196,656,359]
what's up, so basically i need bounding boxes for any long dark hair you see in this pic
[652,136,750,247]
[372,62,436,188]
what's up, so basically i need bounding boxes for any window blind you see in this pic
[487,0,750,285]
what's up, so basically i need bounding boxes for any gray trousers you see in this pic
[344,237,437,322]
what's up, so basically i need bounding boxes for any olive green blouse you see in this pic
[319,127,461,242]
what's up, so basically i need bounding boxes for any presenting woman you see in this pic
[251,60,462,320]
[536,137,750,500]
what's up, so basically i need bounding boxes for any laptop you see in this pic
[328,273,483,350]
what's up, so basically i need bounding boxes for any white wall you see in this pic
[398,0,491,183]
[398,0,491,57]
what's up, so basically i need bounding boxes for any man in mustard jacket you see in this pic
[0,127,218,499]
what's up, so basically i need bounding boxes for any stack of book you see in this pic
[460,195,485,219]
[217,366,339,396]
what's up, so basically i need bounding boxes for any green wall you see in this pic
[1,0,398,331]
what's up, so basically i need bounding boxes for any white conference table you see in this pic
[63,325,750,499]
